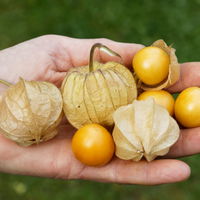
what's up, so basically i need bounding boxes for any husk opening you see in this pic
[136,39,180,91]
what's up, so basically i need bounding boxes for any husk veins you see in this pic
[0,78,63,146]
[113,98,180,162]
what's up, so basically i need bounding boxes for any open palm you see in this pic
[0,35,199,185]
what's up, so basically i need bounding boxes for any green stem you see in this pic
[0,79,12,87]
[89,43,122,72]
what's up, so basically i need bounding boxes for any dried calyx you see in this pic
[136,39,180,91]
[0,78,63,146]
[112,98,180,162]
[61,43,137,129]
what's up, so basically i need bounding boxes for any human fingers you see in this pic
[57,36,144,71]
[167,62,200,93]
[0,124,190,185]
[166,127,200,158]
[74,158,190,185]
[0,125,75,177]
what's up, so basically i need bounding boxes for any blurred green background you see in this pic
[1,0,200,199]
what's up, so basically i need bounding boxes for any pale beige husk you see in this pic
[112,98,180,162]
[0,78,63,146]
[136,39,180,91]
[61,61,137,129]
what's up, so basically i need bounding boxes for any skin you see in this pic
[0,35,200,185]
[132,46,170,85]
[72,124,115,166]
[138,90,175,116]
[175,87,200,128]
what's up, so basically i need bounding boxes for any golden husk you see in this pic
[137,39,180,91]
[61,61,137,129]
[0,78,63,146]
[112,98,180,162]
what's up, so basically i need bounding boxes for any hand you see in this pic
[0,35,198,185]
[166,63,200,157]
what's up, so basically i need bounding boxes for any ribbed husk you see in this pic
[61,61,137,129]
[0,78,63,146]
[136,39,180,91]
[112,98,180,162]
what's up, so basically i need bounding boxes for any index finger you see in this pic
[59,37,144,70]
[167,62,200,93]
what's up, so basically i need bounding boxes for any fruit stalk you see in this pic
[89,43,122,72]
[0,79,12,87]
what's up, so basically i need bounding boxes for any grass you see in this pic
[1,0,200,199]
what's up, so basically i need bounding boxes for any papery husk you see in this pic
[61,61,137,129]
[112,98,180,162]
[0,78,63,146]
[137,39,180,91]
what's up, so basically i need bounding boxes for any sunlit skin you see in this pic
[138,90,175,116]
[175,87,200,128]
[72,124,115,166]
[132,46,170,85]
